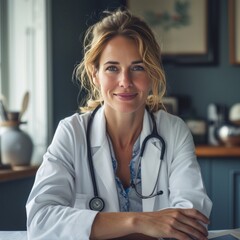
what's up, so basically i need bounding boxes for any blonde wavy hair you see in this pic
[75,8,166,113]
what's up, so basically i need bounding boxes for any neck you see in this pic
[105,109,145,149]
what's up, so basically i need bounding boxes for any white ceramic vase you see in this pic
[0,121,33,166]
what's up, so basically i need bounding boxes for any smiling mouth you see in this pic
[113,93,138,100]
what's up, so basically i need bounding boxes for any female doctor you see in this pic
[26,8,212,240]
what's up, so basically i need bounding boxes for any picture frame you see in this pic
[229,0,240,65]
[125,0,218,65]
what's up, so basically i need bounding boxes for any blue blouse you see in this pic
[107,136,142,212]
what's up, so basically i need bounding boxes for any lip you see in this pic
[113,92,138,101]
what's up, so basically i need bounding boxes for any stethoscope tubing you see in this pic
[86,105,165,211]
[86,104,102,198]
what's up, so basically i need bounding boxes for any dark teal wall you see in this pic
[51,0,125,131]
[51,0,94,130]
[51,0,240,130]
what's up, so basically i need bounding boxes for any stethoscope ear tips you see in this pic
[157,190,163,195]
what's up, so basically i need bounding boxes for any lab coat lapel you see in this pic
[90,106,119,211]
[141,110,163,212]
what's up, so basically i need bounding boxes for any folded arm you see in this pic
[90,208,209,240]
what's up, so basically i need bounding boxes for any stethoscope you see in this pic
[86,105,166,211]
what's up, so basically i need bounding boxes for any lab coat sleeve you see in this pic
[167,117,212,218]
[26,118,98,240]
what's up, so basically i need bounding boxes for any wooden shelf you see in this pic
[1,146,240,183]
[196,145,240,158]
[0,165,39,182]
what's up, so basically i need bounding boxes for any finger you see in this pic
[181,208,210,224]
[172,219,208,240]
[160,223,204,240]
[178,213,208,237]
[161,209,208,238]
[174,211,208,238]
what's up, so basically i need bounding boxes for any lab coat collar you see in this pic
[89,106,119,211]
[90,106,107,148]
[90,106,164,212]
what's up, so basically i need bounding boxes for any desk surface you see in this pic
[208,229,240,239]
[0,229,239,240]
[0,231,27,240]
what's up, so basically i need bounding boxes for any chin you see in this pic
[113,103,145,114]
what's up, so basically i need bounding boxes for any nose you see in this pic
[119,70,133,88]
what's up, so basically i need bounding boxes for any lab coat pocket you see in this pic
[74,193,91,210]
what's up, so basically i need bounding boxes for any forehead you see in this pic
[99,35,141,62]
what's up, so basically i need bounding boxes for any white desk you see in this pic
[0,231,27,240]
[208,229,240,239]
[0,229,239,240]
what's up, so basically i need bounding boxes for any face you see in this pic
[93,35,151,115]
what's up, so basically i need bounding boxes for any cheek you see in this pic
[98,74,116,92]
[135,77,152,92]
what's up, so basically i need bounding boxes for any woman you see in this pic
[26,8,212,240]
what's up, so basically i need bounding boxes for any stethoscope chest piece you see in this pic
[89,197,105,211]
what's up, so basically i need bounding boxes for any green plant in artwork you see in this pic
[143,0,191,31]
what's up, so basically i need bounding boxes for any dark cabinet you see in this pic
[0,176,35,230]
[0,167,37,230]
[198,157,240,230]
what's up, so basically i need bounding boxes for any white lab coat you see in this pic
[26,106,212,240]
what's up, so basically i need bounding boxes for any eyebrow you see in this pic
[104,60,143,65]
[132,60,143,64]
[104,61,119,65]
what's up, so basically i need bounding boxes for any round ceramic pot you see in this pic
[0,121,33,166]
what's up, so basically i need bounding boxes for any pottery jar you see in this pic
[0,121,33,166]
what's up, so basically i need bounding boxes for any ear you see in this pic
[92,66,100,86]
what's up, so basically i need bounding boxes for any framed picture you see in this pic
[229,0,240,65]
[126,0,218,65]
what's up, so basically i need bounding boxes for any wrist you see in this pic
[127,212,143,235]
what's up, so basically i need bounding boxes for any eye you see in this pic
[106,65,118,72]
[131,65,145,71]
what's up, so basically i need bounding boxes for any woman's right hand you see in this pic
[132,208,209,240]
[90,208,209,240]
